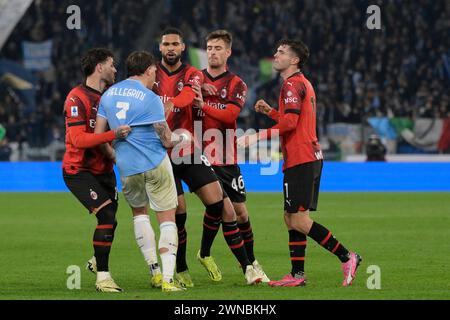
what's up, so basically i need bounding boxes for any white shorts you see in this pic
[121,155,178,212]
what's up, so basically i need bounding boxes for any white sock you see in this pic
[133,215,160,275]
[97,271,111,282]
[158,221,178,283]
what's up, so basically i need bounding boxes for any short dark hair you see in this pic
[160,27,184,42]
[206,30,232,48]
[126,51,156,77]
[81,48,114,77]
[277,39,310,69]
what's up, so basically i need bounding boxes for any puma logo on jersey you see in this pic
[70,97,76,102]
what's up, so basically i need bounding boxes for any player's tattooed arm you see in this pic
[154,121,191,148]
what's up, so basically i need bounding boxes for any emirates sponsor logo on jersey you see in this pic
[196,108,205,117]
[160,95,174,103]
[206,101,226,110]
[220,88,227,99]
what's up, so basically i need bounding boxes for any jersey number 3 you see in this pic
[116,101,129,120]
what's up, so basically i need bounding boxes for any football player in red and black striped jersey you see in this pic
[192,30,270,283]
[153,28,262,286]
[238,39,362,287]
[62,48,130,292]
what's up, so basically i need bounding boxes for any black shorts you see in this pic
[283,160,323,213]
[171,152,218,196]
[212,165,246,203]
[63,170,118,214]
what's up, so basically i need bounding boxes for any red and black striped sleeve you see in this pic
[64,94,115,149]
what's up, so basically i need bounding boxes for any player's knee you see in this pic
[176,202,186,214]
[96,203,117,225]
[205,200,224,218]
[94,204,117,243]
[132,206,147,216]
[235,205,248,221]
[291,216,312,234]
[158,221,178,255]
[236,211,248,224]
[221,197,237,221]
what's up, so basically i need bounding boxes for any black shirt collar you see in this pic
[82,83,103,95]
[203,69,230,81]
[286,71,302,80]
[159,62,186,76]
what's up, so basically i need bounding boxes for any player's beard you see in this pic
[208,59,223,70]
[102,75,115,87]
[163,53,181,66]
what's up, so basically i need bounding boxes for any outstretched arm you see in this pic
[153,121,191,149]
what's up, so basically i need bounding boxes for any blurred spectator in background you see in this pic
[366,134,387,161]
[0,124,12,161]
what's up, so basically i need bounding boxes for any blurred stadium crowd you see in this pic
[0,0,448,160]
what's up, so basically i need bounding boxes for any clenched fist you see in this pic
[114,125,131,139]
[254,99,272,115]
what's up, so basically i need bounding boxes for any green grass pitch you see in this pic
[0,192,449,300]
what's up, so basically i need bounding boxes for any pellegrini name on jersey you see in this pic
[106,87,146,101]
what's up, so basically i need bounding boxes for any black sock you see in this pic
[223,221,251,270]
[93,225,114,271]
[308,221,350,262]
[238,219,255,263]
[200,201,223,257]
[93,204,117,272]
[175,213,188,273]
[288,230,307,275]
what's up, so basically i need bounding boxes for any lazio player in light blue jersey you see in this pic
[95,51,191,292]
[98,77,166,178]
